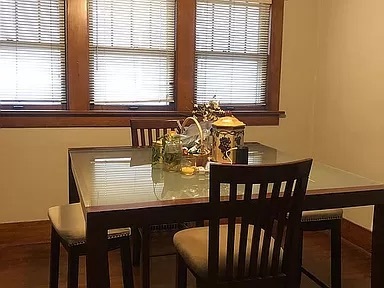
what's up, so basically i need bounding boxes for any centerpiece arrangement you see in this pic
[151,99,246,175]
[179,100,225,173]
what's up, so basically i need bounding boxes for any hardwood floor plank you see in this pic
[0,231,370,287]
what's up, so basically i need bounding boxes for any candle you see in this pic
[181,166,196,176]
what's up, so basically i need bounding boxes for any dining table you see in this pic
[68,143,384,288]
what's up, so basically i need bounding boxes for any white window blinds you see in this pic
[89,0,175,107]
[0,0,66,107]
[195,0,271,107]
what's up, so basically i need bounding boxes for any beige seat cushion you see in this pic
[173,224,283,279]
[48,203,130,247]
[302,209,343,222]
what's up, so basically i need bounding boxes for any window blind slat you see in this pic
[195,0,271,106]
[0,0,66,106]
[89,0,175,107]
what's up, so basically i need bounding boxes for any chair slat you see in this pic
[139,129,145,147]
[225,216,236,280]
[208,217,220,278]
[208,178,222,279]
[130,119,180,147]
[259,182,281,277]
[249,182,268,276]
[148,129,153,144]
[237,220,249,279]
[271,180,294,274]
[225,183,238,280]
[237,183,253,278]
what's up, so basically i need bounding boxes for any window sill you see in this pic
[0,110,285,128]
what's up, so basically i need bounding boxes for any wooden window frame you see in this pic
[0,0,285,128]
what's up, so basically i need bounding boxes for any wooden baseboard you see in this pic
[341,219,372,254]
[0,220,51,247]
[0,218,373,254]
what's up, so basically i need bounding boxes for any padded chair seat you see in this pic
[173,224,283,279]
[301,209,343,222]
[48,203,130,247]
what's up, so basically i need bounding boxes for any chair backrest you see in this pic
[130,118,180,147]
[208,159,312,287]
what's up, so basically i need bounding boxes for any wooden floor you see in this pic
[0,231,371,288]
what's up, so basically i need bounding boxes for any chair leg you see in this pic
[141,226,151,288]
[49,227,60,288]
[120,236,135,288]
[67,250,79,288]
[295,228,304,287]
[196,278,204,288]
[132,227,141,267]
[330,220,342,288]
[176,252,187,288]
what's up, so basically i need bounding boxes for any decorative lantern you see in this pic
[211,116,246,163]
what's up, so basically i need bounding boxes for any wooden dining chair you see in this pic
[300,209,342,287]
[129,117,184,286]
[48,203,134,288]
[173,159,313,288]
[130,118,180,147]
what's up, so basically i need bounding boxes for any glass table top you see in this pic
[69,143,381,208]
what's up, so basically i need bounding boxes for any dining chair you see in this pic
[129,117,184,285]
[300,209,342,287]
[130,118,180,147]
[173,159,313,288]
[48,203,134,288]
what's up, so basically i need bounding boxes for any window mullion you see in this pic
[175,0,196,112]
[66,0,90,111]
[266,0,284,111]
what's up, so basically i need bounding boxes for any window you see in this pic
[0,0,66,109]
[89,0,175,109]
[0,0,284,127]
[195,0,271,109]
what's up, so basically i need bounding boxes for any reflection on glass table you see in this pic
[152,168,208,200]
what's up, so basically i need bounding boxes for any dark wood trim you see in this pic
[267,0,284,111]
[238,115,280,126]
[0,104,66,110]
[0,220,51,247]
[341,218,372,254]
[175,0,196,112]
[66,0,90,111]
[0,110,284,127]
[0,115,130,127]
[91,104,175,111]
[0,217,374,255]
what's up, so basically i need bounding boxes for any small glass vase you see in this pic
[151,140,163,168]
[163,132,182,172]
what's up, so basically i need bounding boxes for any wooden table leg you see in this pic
[86,216,110,288]
[288,228,302,288]
[141,226,151,288]
[68,154,79,204]
[372,204,384,288]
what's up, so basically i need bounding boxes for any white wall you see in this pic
[251,0,318,158]
[312,0,384,230]
[0,128,131,222]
